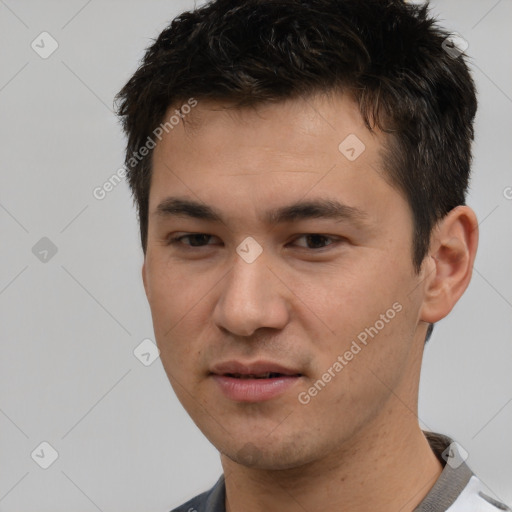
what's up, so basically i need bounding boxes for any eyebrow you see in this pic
[154,197,370,228]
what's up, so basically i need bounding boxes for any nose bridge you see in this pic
[213,244,289,336]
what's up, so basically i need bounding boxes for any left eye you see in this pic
[291,234,339,249]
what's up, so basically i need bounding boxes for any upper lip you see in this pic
[210,360,302,376]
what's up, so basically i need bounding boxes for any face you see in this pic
[143,93,430,470]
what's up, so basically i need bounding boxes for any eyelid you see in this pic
[166,232,343,249]
[292,234,346,252]
[166,233,220,246]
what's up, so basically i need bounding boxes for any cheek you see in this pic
[304,255,415,368]
[146,260,219,377]
[146,255,198,323]
[145,263,194,358]
[298,263,383,336]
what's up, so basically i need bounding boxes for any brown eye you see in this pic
[167,233,218,247]
[292,234,340,249]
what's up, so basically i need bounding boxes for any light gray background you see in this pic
[1,1,511,510]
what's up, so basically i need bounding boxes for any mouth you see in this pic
[210,360,303,377]
[210,361,303,402]
[224,372,302,379]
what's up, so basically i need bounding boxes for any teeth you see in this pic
[230,372,283,379]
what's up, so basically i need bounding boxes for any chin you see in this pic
[221,437,316,471]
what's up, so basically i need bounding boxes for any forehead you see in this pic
[148,93,405,231]
[157,92,376,164]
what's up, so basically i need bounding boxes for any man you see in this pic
[115,0,510,510]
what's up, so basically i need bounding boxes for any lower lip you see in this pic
[211,375,301,402]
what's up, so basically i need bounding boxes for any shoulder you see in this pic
[169,490,209,512]
[446,475,511,511]
[418,431,511,512]
[169,475,225,512]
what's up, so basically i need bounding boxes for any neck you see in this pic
[222,419,442,512]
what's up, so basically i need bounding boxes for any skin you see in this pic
[142,92,479,511]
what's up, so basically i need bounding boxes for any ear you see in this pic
[419,205,479,324]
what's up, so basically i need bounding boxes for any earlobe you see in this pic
[419,206,479,324]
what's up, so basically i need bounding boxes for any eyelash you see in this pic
[166,233,343,250]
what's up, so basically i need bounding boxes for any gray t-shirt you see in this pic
[170,432,510,511]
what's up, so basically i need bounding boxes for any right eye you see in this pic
[166,233,221,248]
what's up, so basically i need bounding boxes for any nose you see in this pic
[212,248,290,337]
